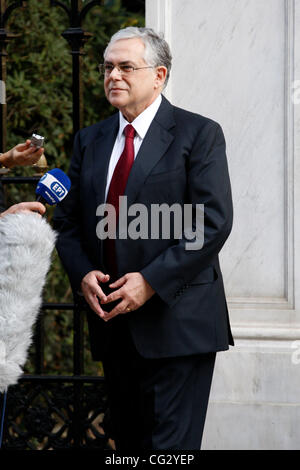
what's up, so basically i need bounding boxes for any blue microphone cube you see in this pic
[36,168,71,205]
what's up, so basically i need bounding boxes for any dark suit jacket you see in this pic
[53,95,234,359]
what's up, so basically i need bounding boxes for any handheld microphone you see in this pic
[36,168,71,205]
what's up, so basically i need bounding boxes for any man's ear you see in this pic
[154,66,168,89]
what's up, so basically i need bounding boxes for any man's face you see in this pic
[104,38,161,122]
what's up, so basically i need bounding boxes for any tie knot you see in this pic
[124,124,135,139]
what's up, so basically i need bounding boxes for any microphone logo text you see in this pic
[50,181,66,198]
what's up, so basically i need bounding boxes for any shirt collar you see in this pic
[118,94,162,140]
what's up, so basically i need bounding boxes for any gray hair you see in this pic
[104,27,172,88]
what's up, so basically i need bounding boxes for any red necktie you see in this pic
[106,124,135,216]
[104,124,135,277]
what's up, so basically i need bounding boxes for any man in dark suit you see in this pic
[53,27,233,450]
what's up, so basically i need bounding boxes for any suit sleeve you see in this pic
[140,121,233,307]
[53,131,96,292]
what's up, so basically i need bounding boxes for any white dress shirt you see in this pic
[105,94,162,200]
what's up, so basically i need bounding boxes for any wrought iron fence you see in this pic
[1,301,112,450]
[0,0,144,450]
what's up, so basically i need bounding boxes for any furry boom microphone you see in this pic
[0,212,56,392]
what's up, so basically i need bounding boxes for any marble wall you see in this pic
[147,0,300,449]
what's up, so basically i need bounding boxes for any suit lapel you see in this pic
[125,96,176,208]
[92,114,119,207]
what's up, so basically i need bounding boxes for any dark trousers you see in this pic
[102,316,216,451]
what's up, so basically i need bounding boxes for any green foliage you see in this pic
[6,0,144,167]
[4,0,144,375]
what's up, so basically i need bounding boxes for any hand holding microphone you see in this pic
[0,168,71,219]
[0,202,46,218]
[0,139,44,170]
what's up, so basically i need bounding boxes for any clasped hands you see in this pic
[81,271,155,321]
